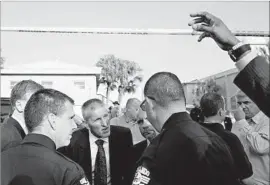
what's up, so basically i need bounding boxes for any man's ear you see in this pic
[218,108,225,117]
[47,113,57,130]
[15,100,24,113]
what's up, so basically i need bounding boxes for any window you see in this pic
[41,81,53,88]
[10,81,18,89]
[74,81,85,90]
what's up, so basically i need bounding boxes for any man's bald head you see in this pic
[144,72,186,107]
[126,98,141,109]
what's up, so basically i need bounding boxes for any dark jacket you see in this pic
[132,112,241,185]
[200,122,253,180]
[1,117,26,152]
[234,55,270,118]
[1,134,89,185]
[58,125,133,185]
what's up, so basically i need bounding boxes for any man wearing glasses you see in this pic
[132,72,241,185]
[232,91,269,185]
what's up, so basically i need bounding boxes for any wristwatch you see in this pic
[228,42,251,62]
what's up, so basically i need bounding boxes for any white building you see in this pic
[1,61,101,116]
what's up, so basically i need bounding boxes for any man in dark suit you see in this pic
[188,11,270,118]
[199,93,253,182]
[1,80,44,151]
[58,98,133,185]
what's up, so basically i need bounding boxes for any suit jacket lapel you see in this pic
[109,128,115,184]
[78,129,92,182]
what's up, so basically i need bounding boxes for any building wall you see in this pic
[1,75,97,107]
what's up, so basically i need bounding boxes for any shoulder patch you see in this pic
[132,166,150,185]
[79,177,90,185]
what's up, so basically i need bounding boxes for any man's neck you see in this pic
[204,117,222,124]
[11,111,28,134]
[157,103,186,132]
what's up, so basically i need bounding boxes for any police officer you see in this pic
[1,89,90,185]
[132,72,242,185]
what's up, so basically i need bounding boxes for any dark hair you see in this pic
[81,98,103,121]
[190,107,204,123]
[144,72,186,107]
[24,89,74,132]
[10,80,44,110]
[113,101,120,106]
[200,93,225,118]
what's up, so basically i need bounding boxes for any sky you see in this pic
[1,1,269,84]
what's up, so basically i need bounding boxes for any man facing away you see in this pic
[232,91,269,185]
[1,89,89,185]
[132,72,241,185]
[58,98,134,185]
[1,80,44,151]
[199,92,253,183]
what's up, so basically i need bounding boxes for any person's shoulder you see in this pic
[54,151,90,184]
[69,128,89,145]
[55,150,83,170]
[111,125,130,134]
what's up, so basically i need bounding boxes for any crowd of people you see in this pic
[1,11,269,185]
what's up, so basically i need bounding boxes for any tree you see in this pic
[192,78,223,106]
[96,54,142,104]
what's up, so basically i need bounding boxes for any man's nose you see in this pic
[101,118,108,126]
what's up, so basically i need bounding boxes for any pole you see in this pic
[1,27,270,37]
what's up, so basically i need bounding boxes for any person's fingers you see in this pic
[198,32,210,42]
[192,23,213,33]
[190,11,215,21]
[188,18,204,26]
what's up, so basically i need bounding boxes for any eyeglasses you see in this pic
[140,96,155,111]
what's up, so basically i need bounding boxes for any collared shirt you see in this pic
[232,111,269,185]
[88,129,111,185]
[110,115,145,145]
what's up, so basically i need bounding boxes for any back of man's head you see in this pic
[144,72,186,107]
[200,93,225,118]
[10,80,44,110]
[82,98,104,121]
[24,89,74,132]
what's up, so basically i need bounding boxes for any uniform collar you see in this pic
[252,111,266,124]
[200,122,224,131]
[22,134,56,150]
[162,112,191,131]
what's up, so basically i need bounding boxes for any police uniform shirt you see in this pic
[132,112,239,185]
[1,134,90,185]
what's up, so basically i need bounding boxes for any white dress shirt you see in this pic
[88,129,111,185]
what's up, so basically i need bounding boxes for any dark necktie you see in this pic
[95,139,107,185]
